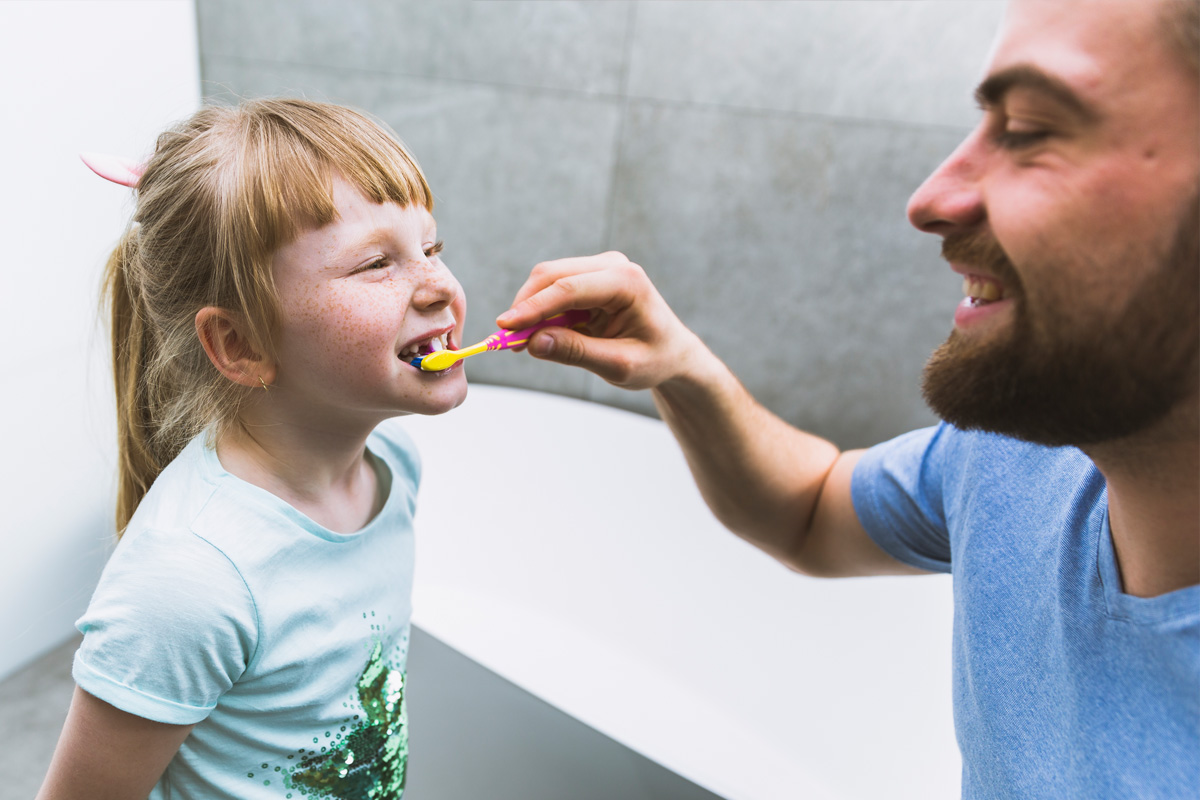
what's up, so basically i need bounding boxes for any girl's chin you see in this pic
[407,371,468,414]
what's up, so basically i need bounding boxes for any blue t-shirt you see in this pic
[852,423,1200,798]
[74,420,420,800]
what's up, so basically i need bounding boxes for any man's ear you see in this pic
[195,307,276,389]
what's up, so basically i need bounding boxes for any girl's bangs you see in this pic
[238,102,433,259]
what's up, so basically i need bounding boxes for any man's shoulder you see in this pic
[929,425,1107,547]
[927,423,1096,481]
[859,422,1103,519]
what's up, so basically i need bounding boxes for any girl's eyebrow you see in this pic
[328,231,386,265]
[975,64,1099,123]
[327,221,437,266]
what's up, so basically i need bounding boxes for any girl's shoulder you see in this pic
[124,432,225,537]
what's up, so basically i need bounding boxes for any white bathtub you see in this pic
[402,385,958,800]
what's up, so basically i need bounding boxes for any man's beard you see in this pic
[921,196,1199,448]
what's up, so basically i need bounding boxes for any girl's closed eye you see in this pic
[354,257,393,275]
[352,241,441,275]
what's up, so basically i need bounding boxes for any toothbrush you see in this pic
[413,309,591,372]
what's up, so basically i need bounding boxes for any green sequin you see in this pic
[256,618,409,798]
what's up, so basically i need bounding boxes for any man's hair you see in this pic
[1162,0,1200,76]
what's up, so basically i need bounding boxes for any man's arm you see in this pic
[499,252,926,577]
[36,686,193,800]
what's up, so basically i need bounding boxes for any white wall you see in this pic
[0,1,200,682]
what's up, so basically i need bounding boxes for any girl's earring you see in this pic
[258,376,270,392]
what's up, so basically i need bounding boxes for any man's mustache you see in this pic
[942,232,1022,291]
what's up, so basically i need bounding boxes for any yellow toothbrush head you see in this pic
[414,349,461,372]
[413,310,591,372]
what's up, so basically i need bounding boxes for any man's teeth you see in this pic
[962,276,1004,303]
[399,334,449,362]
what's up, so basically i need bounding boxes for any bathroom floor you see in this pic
[0,635,76,800]
[0,631,721,800]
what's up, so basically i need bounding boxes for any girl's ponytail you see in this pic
[104,227,160,533]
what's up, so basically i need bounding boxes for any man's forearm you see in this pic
[651,343,841,565]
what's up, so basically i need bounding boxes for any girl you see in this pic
[38,98,466,799]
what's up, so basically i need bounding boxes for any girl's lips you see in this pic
[411,360,461,375]
[400,326,455,354]
[397,325,458,362]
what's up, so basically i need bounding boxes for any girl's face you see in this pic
[269,175,468,425]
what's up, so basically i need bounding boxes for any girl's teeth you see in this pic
[399,334,450,361]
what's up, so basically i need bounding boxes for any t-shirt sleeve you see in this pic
[73,527,258,725]
[851,424,954,574]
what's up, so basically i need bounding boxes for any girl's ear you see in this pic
[195,307,276,389]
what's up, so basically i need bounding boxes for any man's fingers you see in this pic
[499,263,639,330]
[500,252,634,327]
[506,257,605,310]
[497,280,577,330]
[527,328,643,387]
[498,252,676,389]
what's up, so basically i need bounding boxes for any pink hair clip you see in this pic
[80,152,147,188]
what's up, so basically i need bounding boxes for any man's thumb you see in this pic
[528,328,639,387]
[528,328,566,360]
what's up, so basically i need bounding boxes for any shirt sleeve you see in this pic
[851,423,954,574]
[73,526,258,725]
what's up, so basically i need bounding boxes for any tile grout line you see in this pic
[600,0,639,252]
[587,1,640,404]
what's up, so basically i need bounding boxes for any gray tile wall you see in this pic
[196,0,1006,449]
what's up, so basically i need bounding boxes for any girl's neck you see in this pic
[215,411,387,534]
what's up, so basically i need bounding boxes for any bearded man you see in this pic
[498,0,1200,796]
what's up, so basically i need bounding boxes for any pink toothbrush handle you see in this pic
[485,309,590,351]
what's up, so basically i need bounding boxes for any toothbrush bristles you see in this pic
[410,355,424,369]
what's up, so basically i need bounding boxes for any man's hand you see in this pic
[500,252,916,577]
[497,251,710,391]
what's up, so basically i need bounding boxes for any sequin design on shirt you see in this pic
[253,615,409,799]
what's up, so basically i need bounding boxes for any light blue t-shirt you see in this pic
[74,420,421,800]
[852,423,1200,799]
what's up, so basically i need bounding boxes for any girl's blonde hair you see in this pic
[105,98,432,534]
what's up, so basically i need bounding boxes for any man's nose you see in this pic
[907,127,987,235]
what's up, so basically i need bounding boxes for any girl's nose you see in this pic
[411,260,460,311]
[907,126,987,235]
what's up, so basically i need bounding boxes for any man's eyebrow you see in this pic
[974,65,1098,122]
